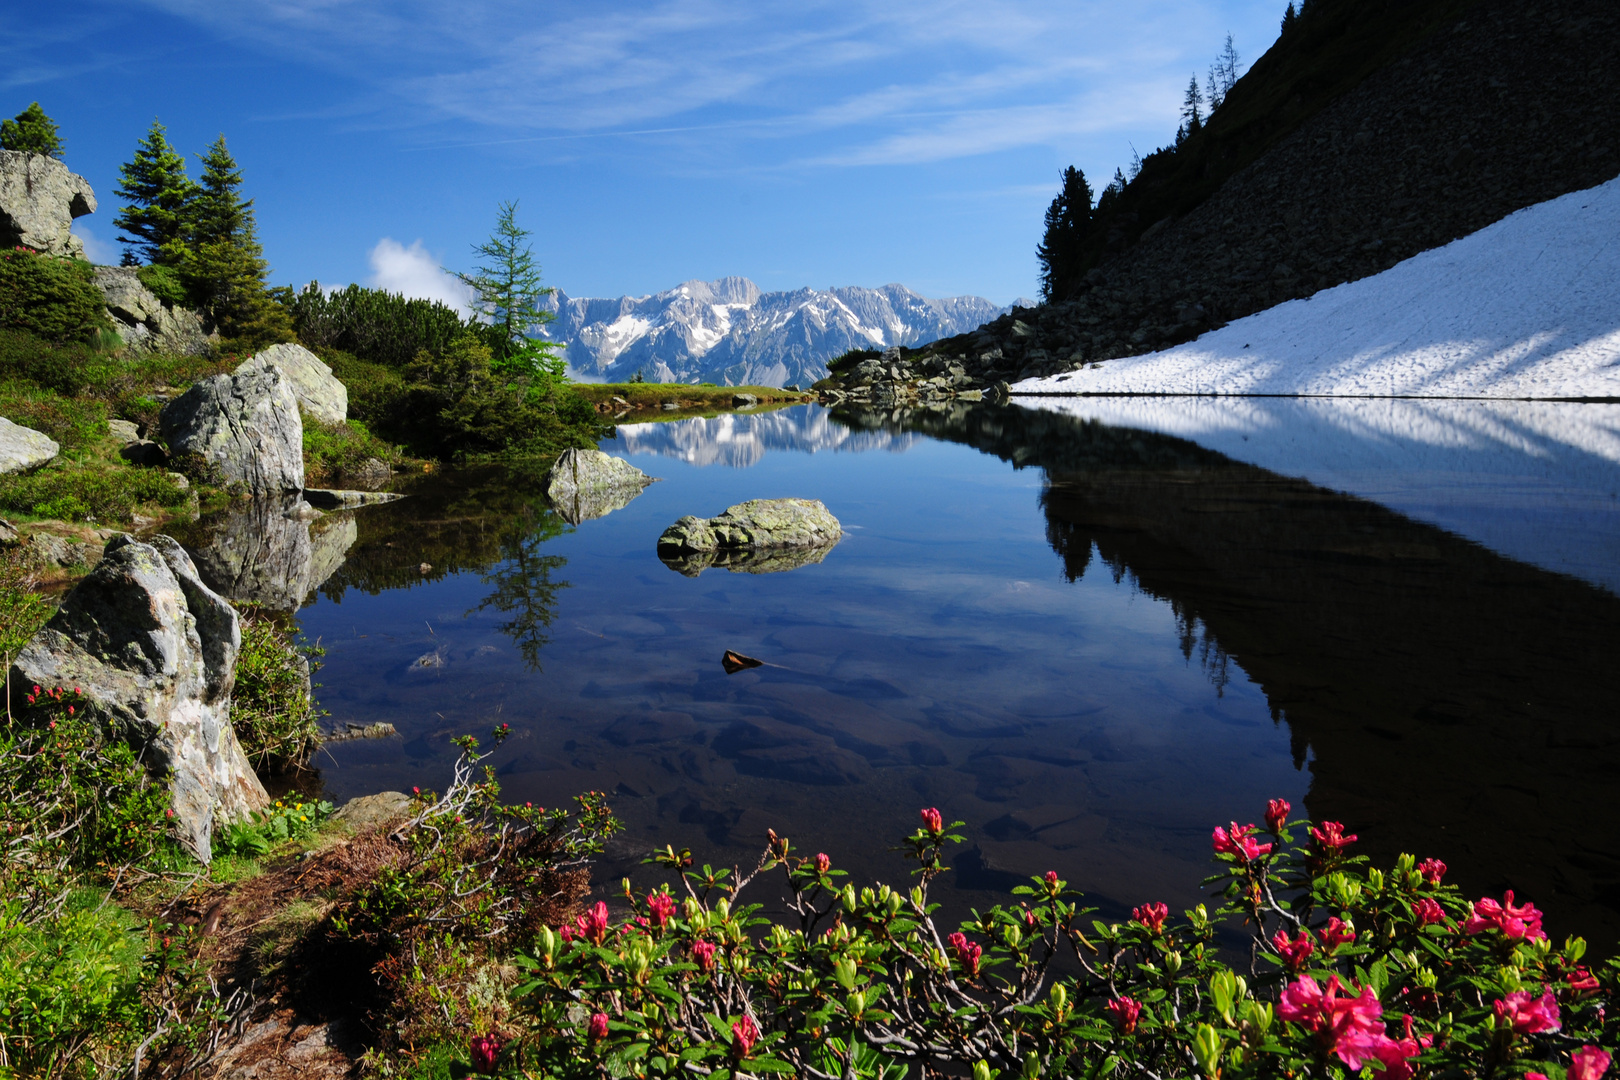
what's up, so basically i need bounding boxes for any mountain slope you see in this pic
[539,278,1022,387]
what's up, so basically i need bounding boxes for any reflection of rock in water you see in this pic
[185,497,356,610]
[544,448,654,525]
[659,543,836,577]
[550,484,646,526]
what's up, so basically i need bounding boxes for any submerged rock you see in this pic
[8,534,269,858]
[159,365,304,496]
[0,416,58,475]
[658,498,842,555]
[0,149,95,257]
[237,343,348,425]
[302,488,404,510]
[544,448,655,525]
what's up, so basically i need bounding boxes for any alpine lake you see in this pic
[170,399,1620,950]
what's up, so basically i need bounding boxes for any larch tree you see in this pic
[0,102,63,159]
[115,120,196,267]
[184,135,292,349]
[1036,166,1094,302]
[454,201,564,386]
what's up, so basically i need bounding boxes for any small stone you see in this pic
[107,419,140,443]
[732,393,758,407]
[330,791,412,832]
[0,416,59,476]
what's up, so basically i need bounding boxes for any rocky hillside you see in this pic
[905,0,1620,388]
[540,277,1021,387]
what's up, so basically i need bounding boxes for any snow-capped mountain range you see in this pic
[538,277,1027,387]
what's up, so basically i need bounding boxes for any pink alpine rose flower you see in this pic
[691,940,717,971]
[1318,917,1356,953]
[1411,898,1447,927]
[1212,822,1272,861]
[1417,858,1447,885]
[647,891,677,928]
[470,1033,503,1074]
[1278,974,1385,1064]
[920,807,944,835]
[570,901,611,945]
[1463,891,1547,941]
[1131,902,1169,934]
[1265,798,1291,832]
[1571,1046,1613,1080]
[1311,821,1358,850]
[1494,989,1560,1035]
[1272,929,1315,971]
[814,852,831,875]
[732,1015,760,1056]
[588,1012,610,1042]
[948,931,983,977]
[1106,995,1143,1034]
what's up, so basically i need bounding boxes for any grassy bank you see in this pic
[572,382,814,413]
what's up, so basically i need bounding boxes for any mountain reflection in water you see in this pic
[607,407,918,467]
[287,402,1620,951]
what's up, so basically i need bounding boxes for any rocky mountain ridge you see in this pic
[540,277,1025,388]
[875,0,1620,396]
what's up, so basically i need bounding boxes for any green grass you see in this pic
[303,416,405,486]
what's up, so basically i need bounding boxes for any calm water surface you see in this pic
[192,402,1620,944]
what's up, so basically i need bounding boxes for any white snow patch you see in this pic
[1015,173,1620,400]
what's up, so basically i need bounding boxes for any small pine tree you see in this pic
[1036,166,1094,302]
[115,120,197,267]
[455,201,564,385]
[1181,76,1205,135]
[0,103,64,159]
[1282,2,1297,31]
[183,135,292,349]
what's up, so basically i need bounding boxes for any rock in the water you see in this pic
[0,416,58,475]
[159,365,304,497]
[184,497,355,611]
[302,488,404,510]
[343,457,392,489]
[732,393,759,407]
[658,498,842,554]
[237,344,348,425]
[8,534,269,858]
[544,448,655,525]
[92,267,215,357]
[0,149,95,257]
[330,790,412,832]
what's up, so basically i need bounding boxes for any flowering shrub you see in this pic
[475,799,1615,1080]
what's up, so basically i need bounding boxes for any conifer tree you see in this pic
[454,201,564,385]
[183,135,292,349]
[1180,77,1205,138]
[1036,166,1094,302]
[115,120,196,267]
[0,102,63,159]
[1282,3,1297,32]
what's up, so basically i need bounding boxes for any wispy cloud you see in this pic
[125,0,1266,169]
[70,221,121,265]
[368,238,472,314]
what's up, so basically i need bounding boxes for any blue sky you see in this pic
[7,1,1284,307]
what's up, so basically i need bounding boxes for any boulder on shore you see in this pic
[544,448,655,525]
[92,267,215,357]
[159,364,304,496]
[0,149,95,258]
[237,343,348,426]
[658,498,842,554]
[0,416,58,475]
[8,534,270,859]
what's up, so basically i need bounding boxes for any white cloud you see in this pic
[70,221,121,265]
[367,237,473,315]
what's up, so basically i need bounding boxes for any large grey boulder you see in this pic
[185,496,356,611]
[159,365,304,497]
[658,498,842,554]
[237,344,347,425]
[0,149,95,258]
[92,266,214,357]
[0,416,58,475]
[8,534,270,858]
[544,448,655,525]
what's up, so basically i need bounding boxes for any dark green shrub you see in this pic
[231,605,325,771]
[136,262,190,306]
[0,249,110,344]
[302,416,402,485]
[828,347,881,373]
[288,283,474,368]
[0,102,64,159]
[0,384,107,449]
[0,327,120,396]
[0,462,190,522]
[314,346,407,424]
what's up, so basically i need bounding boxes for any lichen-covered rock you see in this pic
[159,365,304,496]
[0,149,95,257]
[330,791,413,833]
[544,448,655,524]
[237,344,348,425]
[0,416,58,475]
[92,266,214,357]
[658,498,842,554]
[8,534,269,858]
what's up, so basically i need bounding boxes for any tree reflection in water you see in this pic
[475,507,571,670]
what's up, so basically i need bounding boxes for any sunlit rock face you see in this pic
[159,365,305,497]
[0,148,94,257]
[8,535,269,859]
[543,448,655,525]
